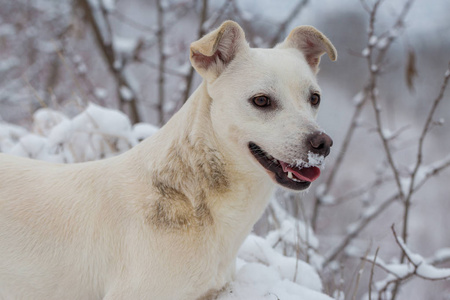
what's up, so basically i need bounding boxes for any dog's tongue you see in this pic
[280,162,321,182]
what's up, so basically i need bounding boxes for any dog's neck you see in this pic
[135,82,273,233]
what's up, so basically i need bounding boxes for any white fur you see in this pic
[0,21,336,299]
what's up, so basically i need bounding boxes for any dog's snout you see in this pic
[307,131,333,157]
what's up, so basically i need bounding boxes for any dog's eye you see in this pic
[310,93,320,106]
[252,95,271,107]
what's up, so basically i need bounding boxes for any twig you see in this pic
[182,0,209,104]
[403,62,450,239]
[351,245,371,300]
[268,0,309,47]
[22,74,47,108]
[111,10,156,33]
[79,0,140,124]
[392,225,450,279]
[367,0,414,205]
[322,193,399,267]
[311,93,367,229]
[312,0,389,230]
[156,0,166,125]
[364,225,450,299]
[368,247,380,300]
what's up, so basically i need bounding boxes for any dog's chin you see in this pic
[248,142,321,191]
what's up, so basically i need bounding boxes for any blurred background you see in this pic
[1,0,449,299]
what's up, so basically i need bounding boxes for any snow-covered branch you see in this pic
[363,226,450,300]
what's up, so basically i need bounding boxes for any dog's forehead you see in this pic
[227,47,319,93]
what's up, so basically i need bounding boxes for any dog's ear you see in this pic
[279,26,337,74]
[190,21,247,81]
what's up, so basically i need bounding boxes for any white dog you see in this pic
[0,21,336,299]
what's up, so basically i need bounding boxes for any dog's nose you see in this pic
[307,131,333,157]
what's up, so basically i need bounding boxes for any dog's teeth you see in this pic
[267,155,273,160]
[287,172,293,179]
[272,159,278,164]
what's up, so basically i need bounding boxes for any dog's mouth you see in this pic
[248,142,321,190]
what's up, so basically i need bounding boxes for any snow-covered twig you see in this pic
[403,61,450,235]
[363,226,450,300]
[367,0,414,205]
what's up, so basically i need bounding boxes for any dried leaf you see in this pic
[405,49,418,92]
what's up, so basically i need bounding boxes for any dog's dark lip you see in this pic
[248,142,312,191]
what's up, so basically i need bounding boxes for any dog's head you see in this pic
[190,21,336,191]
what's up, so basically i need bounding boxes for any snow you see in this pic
[101,0,116,11]
[381,128,393,140]
[33,108,68,136]
[0,123,29,153]
[368,35,378,46]
[361,205,378,218]
[238,234,323,292]
[113,35,139,56]
[36,40,61,53]
[2,104,137,163]
[8,134,62,162]
[361,48,370,57]
[120,86,134,101]
[0,57,20,72]
[0,24,16,36]
[218,262,333,300]
[94,88,108,99]
[416,262,450,279]
[430,248,450,263]
[133,122,159,142]
[365,237,450,298]
[377,37,389,49]
[396,235,450,279]
[77,63,87,74]
[320,194,335,205]
[268,201,319,250]
[307,152,325,166]
[294,152,325,168]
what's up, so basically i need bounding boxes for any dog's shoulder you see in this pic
[145,134,230,231]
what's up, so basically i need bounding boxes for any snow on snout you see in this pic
[293,152,325,168]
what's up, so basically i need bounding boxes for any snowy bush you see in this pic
[1,104,159,163]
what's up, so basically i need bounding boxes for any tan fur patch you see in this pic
[149,135,228,230]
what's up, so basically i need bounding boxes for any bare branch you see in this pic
[322,194,399,267]
[182,0,209,104]
[403,61,450,239]
[79,0,140,123]
[156,0,166,125]
[268,0,309,47]
[368,247,380,300]
[111,10,156,33]
[311,93,367,229]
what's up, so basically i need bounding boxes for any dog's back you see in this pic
[0,154,127,299]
